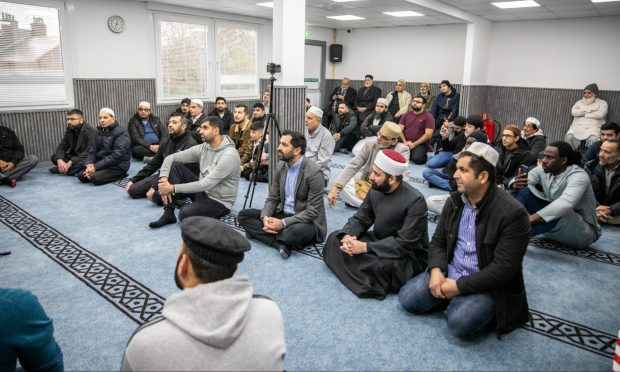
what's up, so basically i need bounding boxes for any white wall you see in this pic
[332,24,467,83]
[487,16,620,90]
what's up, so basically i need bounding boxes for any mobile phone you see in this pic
[519,164,529,174]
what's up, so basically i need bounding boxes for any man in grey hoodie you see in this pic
[122,217,286,371]
[149,116,240,228]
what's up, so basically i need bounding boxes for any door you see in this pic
[304,40,325,109]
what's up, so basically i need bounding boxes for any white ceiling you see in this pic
[144,0,620,28]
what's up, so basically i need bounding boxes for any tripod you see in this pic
[242,71,282,210]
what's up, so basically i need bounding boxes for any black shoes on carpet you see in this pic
[273,242,291,259]
[149,209,177,228]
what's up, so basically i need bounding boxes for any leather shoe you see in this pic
[273,242,291,259]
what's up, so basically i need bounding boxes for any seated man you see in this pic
[496,124,528,188]
[329,102,358,153]
[188,99,206,142]
[399,95,434,164]
[125,114,198,199]
[77,108,130,186]
[358,98,393,140]
[430,80,459,131]
[582,122,620,170]
[304,106,335,184]
[328,122,409,209]
[0,126,38,188]
[122,217,286,371]
[418,82,435,112]
[208,96,233,135]
[399,142,531,339]
[521,117,546,166]
[240,121,268,183]
[566,83,608,149]
[323,77,357,126]
[385,79,412,123]
[262,90,270,114]
[589,139,620,225]
[0,288,64,371]
[229,104,252,158]
[427,115,466,169]
[128,101,166,161]
[238,130,327,259]
[50,109,95,176]
[512,141,601,249]
[169,97,191,119]
[251,102,266,124]
[355,74,382,123]
[324,149,429,300]
[149,116,239,228]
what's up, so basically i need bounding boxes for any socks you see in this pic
[149,209,177,228]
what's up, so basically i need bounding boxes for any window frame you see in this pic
[0,0,73,111]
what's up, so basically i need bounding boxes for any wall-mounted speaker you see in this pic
[329,44,343,62]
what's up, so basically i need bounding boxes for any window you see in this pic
[155,14,259,103]
[0,0,71,110]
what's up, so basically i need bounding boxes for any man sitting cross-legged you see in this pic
[237,130,327,260]
[49,108,95,176]
[323,149,429,300]
[125,114,198,200]
[149,116,240,228]
[399,142,531,339]
[327,122,410,209]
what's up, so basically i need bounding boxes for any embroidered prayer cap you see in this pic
[584,83,599,96]
[138,101,151,110]
[464,142,499,168]
[181,216,251,265]
[191,99,204,107]
[308,106,323,119]
[374,149,408,176]
[379,122,405,143]
[376,98,389,107]
[525,117,540,129]
[100,107,115,117]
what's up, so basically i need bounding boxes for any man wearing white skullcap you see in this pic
[127,101,166,161]
[521,116,547,166]
[399,141,531,340]
[358,97,394,141]
[386,79,412,122]
[323,149,429,300]
[304,106,335,184]
[77,108,131,185]
[188,99,206,142]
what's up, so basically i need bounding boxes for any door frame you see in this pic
[304,39,326,108]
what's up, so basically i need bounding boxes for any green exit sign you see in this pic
[304,78,319,82]
[305,31,310,38]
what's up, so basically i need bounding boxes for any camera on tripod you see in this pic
[266,63,281,74]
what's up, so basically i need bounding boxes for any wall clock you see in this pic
[107,15,125,34]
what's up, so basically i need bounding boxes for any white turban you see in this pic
[100,107,115,117]
[138,101,151,109]
[308,106,323,119]
[374,149,408,176]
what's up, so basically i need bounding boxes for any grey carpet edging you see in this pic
[0,194,616,359]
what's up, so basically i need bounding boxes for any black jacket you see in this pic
[359,111,393,138]
[52,123,96,164]
[189,113,206,143]
[329,111,358,138]
[589,163,620,217]
[428,187,531,335]
[128,114,166,148]
[208,108,233,135]
[355,85,382,112]
[328,86,357,111]
[0,126,25,164]
[87,122,131,172]
[522,134,546,166]
[440,131,466,154]
[129,131,198,183]
[496,140,528,187]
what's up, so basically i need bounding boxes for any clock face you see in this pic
[107,15,125,34]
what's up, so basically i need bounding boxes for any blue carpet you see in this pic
[0,155,618,370]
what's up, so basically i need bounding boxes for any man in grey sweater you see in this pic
[149,116,240,228]
[122,217,286,371]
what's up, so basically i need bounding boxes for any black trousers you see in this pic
[77,165,127,185]
[127,174,158,199]
[410,145,428,165]
[237,208,317,249]
[50,154,88,176]
[154,161,229,221]
[131,145,154,160]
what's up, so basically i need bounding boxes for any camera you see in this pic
[266,63,281,74]
[346,29,351,33]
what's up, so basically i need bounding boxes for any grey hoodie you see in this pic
[122,276,286,371]
[159,135,240,209]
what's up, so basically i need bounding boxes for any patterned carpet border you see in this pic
[0,194,616,358]
[0,195,164,325]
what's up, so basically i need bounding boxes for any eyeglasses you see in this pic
[502,134,516,138]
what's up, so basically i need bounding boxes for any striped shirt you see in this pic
[283,156,303,215]
[448,194,480,281]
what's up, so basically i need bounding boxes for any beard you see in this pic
[174,254,184,290]
[371,177,391,193]
[581,97,595,105]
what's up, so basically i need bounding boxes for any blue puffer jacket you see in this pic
[431,90,460,126]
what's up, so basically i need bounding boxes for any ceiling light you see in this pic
[327,15,365,20]
[591,0,620,3]
[333,0,359,2]
[256,2,273,8]
[492,1,540,9]
[383,11,424,17]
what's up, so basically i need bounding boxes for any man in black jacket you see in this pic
[329,102,358,153]
[0,126,38,187]
[77,108,131,185]
[400,142,531,339]
[521,117,546,166]
[496,124,528,188]
[169,98,191,119]
[589,139,620,225]
[358,98,393,139]
[208,97,233,135]
[125,114,198,199]
[323,77,357,126]
[355,74,382,123]
[50,109,96,176]
[128,102,166,161]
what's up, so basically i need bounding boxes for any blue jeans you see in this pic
[398,272,495,339]
[422,168,452,191]
[426,151,453,169]
[514,188,558,236]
